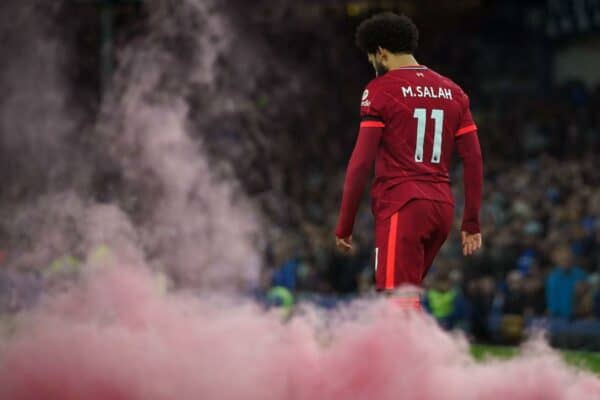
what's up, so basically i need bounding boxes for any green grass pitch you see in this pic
[471,344,600,374]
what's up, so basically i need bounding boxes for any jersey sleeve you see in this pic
[335,83,386,238]
[454,89,483,233]
[335,124,383,238]
[455,92,477,137]
[359,80,386,128]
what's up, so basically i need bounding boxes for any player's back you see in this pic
[360,66,477,219]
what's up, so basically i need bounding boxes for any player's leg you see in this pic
[374,202,427,289]
[374,200,426,310]
[422,201,454,281]
[374,213,393,291]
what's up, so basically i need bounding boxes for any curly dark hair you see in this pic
[355,12,419,55]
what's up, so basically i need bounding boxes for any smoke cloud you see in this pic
[0,268,599,399]
[0,1,598,399]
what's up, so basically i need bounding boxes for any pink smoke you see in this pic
[0,266,598,400]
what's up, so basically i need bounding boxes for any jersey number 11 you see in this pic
[413,108,444,164]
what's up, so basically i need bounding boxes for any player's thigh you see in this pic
[423,202,454,273]
[374,215,392,288]
[395,209,427,286]
[374,202,426,289]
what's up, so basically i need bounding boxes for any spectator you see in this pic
[546,246,587,319]
[522,262,546,317]
[499,270,527,343]
[465,276,496,341]
[502,270,526,315]
[266,285,294,320]
[590,273,600,319]
[576,273,600,319]
[424,271,466,330]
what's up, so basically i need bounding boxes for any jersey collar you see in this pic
[390,65,428,70]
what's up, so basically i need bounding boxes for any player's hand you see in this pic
[336,235,353,254]
[461,231,482,256]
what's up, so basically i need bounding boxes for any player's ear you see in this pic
[377,46,388,62]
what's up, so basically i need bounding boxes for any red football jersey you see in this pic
[359,65,477,221]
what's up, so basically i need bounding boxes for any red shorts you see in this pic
[374,199,453,290]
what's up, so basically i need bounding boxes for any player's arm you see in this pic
[455,94,483,256]
[335,118,383,253]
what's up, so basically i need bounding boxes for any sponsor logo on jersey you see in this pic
[361,89,371,107]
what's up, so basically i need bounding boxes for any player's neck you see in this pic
[387,54,420,70]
